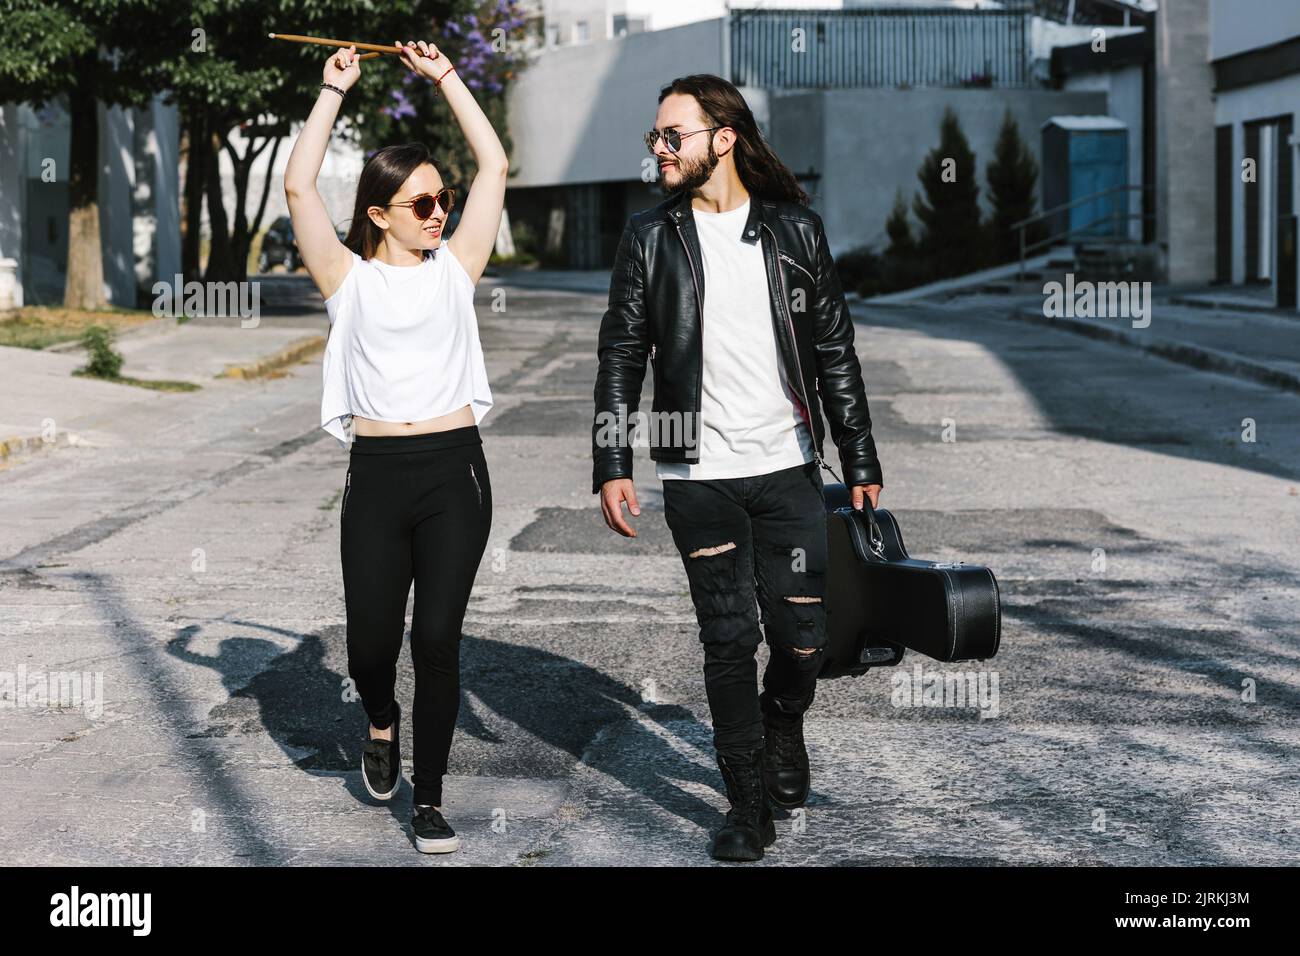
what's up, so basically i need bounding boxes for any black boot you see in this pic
[711,748,776,862]
[760,690,810,809]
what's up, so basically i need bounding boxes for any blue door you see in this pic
[1069,130,1128,239]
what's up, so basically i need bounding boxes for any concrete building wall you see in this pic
[1063,63,1144,240]
[785,87,1108,256]
[0,95,179,308]
[228,122,364,241]
[1210,0,1300,60]
[1215,73,1300,287]
[149,98,182,287]
[1157,0,1215,284]
[505,17,727,189]
[0,105,27,307]
[100,103,136,306]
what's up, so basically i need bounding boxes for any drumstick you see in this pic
[268,33,405,60]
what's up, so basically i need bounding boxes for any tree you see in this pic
[163,0,467,284]
[884,188,917,261]
[164,0,526,283]
[985,108,1041,265]
[350,0,528,209]
[0,0,178,309]
[912,108,983,280]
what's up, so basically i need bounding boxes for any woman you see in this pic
[284,38,508,854]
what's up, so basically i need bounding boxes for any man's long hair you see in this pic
[658,74,810,206]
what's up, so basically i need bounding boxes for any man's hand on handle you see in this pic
[852,483,882,511]
[600,479,640,538]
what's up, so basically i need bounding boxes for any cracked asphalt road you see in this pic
[1,278,1297,865]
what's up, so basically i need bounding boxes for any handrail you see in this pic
[1021,210,1155,257]
[1011,183,1152,232]
[1016,184,1155,279]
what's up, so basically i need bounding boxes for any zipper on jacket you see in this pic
[673,219,704,461]
[763,221,825,470]
[779,250,816,285]
[469,462,481,506]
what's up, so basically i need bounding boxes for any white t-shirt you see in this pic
[320,241,493,447]
[657,198,814,481]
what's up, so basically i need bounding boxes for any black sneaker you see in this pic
[761,691,810,809]
[412,804,461,854]
[361,704,401,800]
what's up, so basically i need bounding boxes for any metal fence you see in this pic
[729,9,1032,90]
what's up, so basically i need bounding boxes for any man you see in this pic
[592,74,884,862]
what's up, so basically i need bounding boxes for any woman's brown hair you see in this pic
[342,142,439,259]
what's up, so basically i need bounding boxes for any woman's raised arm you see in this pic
[283,47,360,301]
[397,40,509,285]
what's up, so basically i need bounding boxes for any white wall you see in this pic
[0,95,179,308]
[150,98,181,286]
[0,104,27,307]
[506,17,727,188]
[794,87,1109,256]
[99,103,136,305]
[1063,63,1144,240]
[218,119,365,242]
[1210,0,1300,60]
[1215,73,1300,285]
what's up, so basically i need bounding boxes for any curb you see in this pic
[1010,306,1300,394]
[0,429,83,465]
[1169,294,1295,317]
[217,334,327,380]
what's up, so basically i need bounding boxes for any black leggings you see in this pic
[340,425,492,806]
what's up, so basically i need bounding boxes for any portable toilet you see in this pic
[1041,116,1129,241]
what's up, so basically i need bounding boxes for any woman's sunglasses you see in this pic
[644,126,722,154]
[385,187,456,221]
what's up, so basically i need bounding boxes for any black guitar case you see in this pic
[819,482,1002,679]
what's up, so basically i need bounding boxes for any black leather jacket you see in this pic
[591,189,883,495]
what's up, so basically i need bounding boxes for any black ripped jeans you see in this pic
[662,460,827,760]
[341,426,492,807]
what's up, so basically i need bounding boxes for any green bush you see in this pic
[79,324,124,379]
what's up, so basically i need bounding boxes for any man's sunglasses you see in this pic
[644,126,723,154]
[385,187,456,221]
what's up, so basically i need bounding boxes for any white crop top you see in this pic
[320,241,493,447]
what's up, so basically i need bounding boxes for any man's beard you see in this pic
[657,139,718,196]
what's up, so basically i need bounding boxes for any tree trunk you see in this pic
[64,77,106,310]
[180,107,207,283]
[203,129,237,282]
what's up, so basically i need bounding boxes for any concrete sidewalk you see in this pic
[1010,296,1300,394]
[893,289,1300,394]
[0,321,325,462]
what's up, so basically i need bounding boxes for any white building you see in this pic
[1211,0,1299,309]
[0,97,179,309]
[503,1,1130,267]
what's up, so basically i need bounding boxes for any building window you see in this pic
[574,20,589,44]
[612,15,646,37]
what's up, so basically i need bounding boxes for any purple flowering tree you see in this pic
[352,0,528,192]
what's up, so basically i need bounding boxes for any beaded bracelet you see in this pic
[320,82,346,99]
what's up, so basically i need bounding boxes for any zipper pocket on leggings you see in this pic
[468,462,481,507]
[341,471,352,518]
